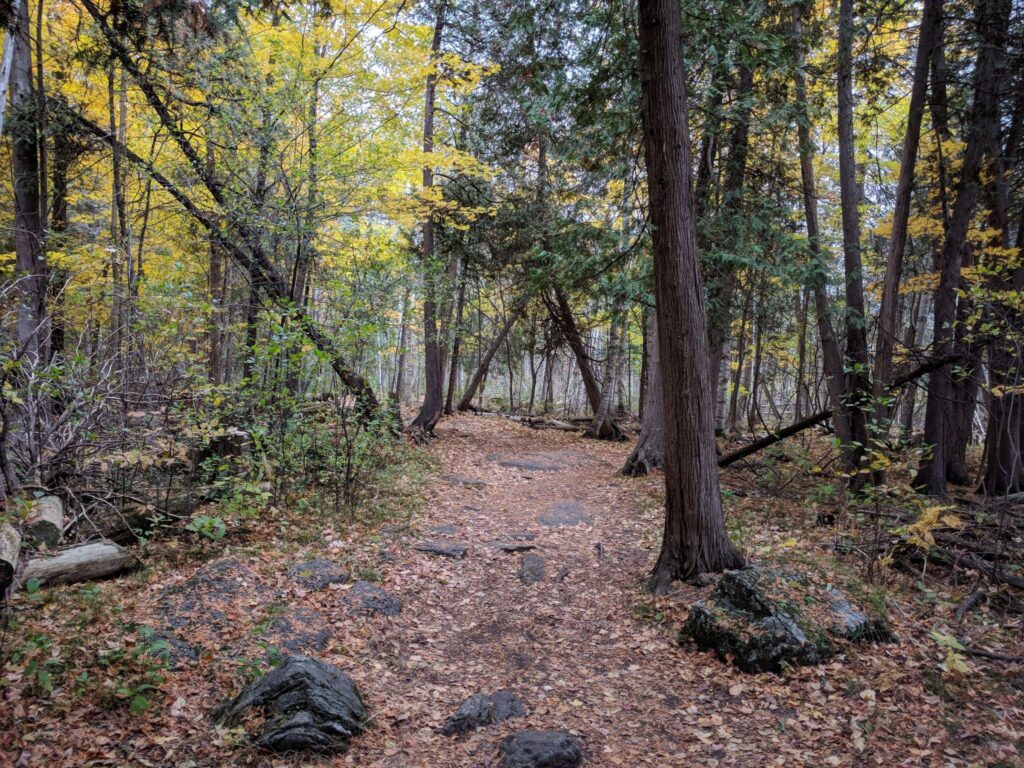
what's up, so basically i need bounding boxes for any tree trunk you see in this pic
[586,309,623,439]
[410,2,448,437]
[918,0,1008,494]
[638,0,744,591]
[837,0,871,480]
[457,293,530,411]
[872,0,943,425]
[791,4,854,466]
[705,62,755,402]
[444,273,467,415]
[622,313,664,476]
[547,289,621,438]
[10,0,47,364]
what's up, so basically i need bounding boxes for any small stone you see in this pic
[213,655,368,754]
[538,502,592,528]
[441,690,527,736]
[518,554,546,585]
[507,531,537,541]
[288,558,349,591]
[498,729,583,768]
[343,581,401,617]
[414,541,469,559]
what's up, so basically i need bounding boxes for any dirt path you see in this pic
[336,415,878,767]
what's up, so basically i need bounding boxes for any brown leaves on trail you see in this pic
[2,415,1022,766]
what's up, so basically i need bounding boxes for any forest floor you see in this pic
[2,414,1022,767]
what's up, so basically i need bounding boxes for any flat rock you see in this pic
[538,502,593,528]
[213,655,368,754]
[441,690,527,735]
[679,568,896,674]
[506,531,537,541]
[266,606,331,653]
[151,631,198,667]
[414,540,469,559]
[288,558,349,591]
[157,558,267,633]
[518,554,546,585]
[342,580,402,617]
[498,729,583,768]
[428,524,460,536]
[442,474,486,489]
[493,541,537,553]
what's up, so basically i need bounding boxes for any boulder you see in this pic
[288,558,349,591]
[679,568,895,674]
[213,655,368,754]
[342,580,401,617]
[498,730,583,768]
[441,690,526,736]
[414,541,469,559]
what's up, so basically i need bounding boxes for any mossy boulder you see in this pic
[679,567,895,674]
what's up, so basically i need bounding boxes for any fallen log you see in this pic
[26,495,64,549]
[23,540,140,587]
[1,523,21,593]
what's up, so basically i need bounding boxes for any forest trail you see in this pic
[7,415,1019,767]
[321,415,898,767]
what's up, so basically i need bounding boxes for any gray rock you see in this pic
[538,502,593,528]
[441,690,526,735]
[493,541,537,553]
[679,568,895,674]
[490,453,563,472]
[288,558,349,591]
[506,531,537,542]
[442,474,486,489]
[498,730,583,768]
[825,586,897,642]
[213,655,368,754]
[343,580,402,617]
[415,541,469,559]
[151,632,198,666]
[518,554,546,585]
[428,524,460,536]
[266,607,331,653]
[157,558,266,632]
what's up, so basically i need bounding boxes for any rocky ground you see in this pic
[1,414,1021,766]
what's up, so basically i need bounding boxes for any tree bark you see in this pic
[10,0,47,364]
[791,4,854,467]
[410,2,448,437]
[872,0,943,428]
[23,541,140,587]
[918,0,1009,494]
[622,313,664,476]
[836,0,871,478]
[638,0,744,591]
